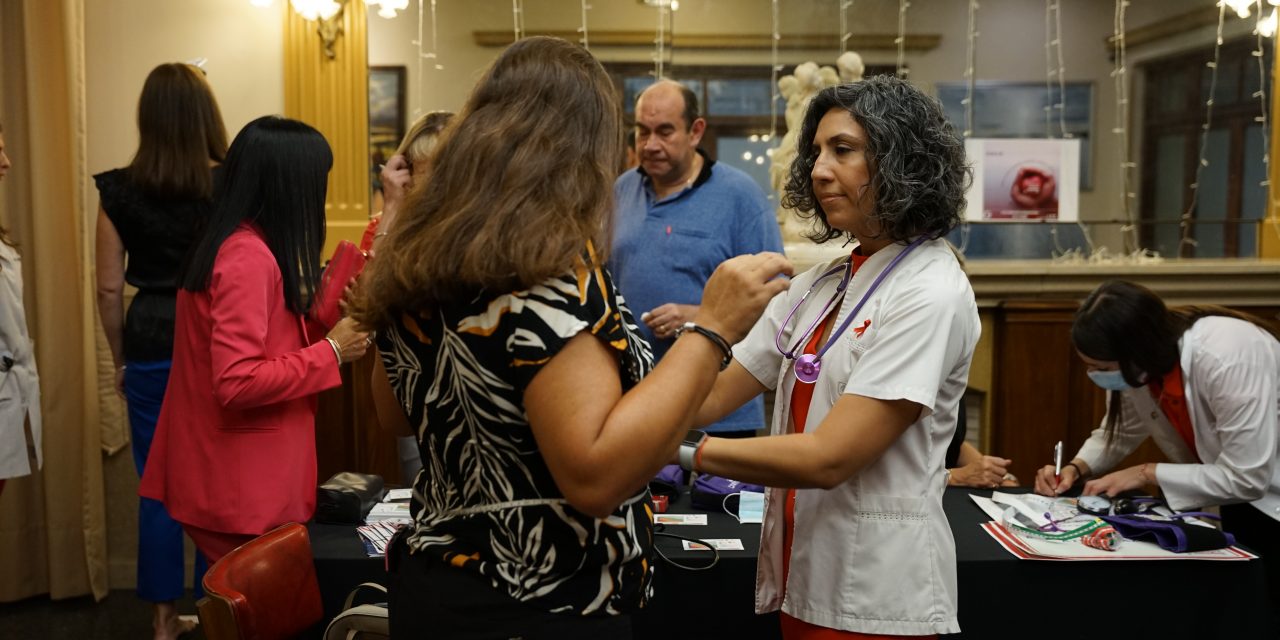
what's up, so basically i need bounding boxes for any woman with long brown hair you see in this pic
[355,36,790,638]
[93,62,227,640]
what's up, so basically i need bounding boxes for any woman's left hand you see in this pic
[1082,463,1153,497]
[380,155,412,211]
[949,455,1013,489]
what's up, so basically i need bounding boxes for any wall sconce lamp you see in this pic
[1219,0,1280,20]
[1260,9,1278,37]
[367,0,409,19]
[250,0,349,58]
[295,0,347,58]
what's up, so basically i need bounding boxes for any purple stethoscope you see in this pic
[774,237,926,384]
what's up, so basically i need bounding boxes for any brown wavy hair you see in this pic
[782,76,969,244]
[354,37,622,328]
[126,63,228,199]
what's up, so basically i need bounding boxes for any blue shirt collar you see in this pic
[634,148,716,206]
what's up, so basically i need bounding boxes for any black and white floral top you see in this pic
[378,246,655,616]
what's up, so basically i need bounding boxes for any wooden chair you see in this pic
[197,522,325,640]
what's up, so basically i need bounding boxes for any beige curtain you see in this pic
[0,0,109,602]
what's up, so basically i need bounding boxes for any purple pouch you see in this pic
[691,474,765,512]
[649,464,687,498]
[1099,514,1235,553]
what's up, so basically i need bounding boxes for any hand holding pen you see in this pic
[1053,440,1063,483]
[1033,446,1090,497]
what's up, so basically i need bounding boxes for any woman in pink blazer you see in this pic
[139,116,369,562]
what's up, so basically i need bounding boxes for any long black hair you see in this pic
[782,75,970,244]
[1072,279,1280,444]
[180,116,331,316]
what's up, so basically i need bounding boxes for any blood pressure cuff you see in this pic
[649,464,687,498]
[1100,514,1236,553]
[691,474,765,511]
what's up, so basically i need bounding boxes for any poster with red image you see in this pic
[965,138,1080,222]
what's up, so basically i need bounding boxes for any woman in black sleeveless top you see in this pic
[93,62,227,640]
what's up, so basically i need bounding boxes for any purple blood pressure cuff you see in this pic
[1099,514,1236,553]
[649,464,687,498]
[691,474,765,511]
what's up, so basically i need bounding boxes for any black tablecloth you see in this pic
[945,487,1273,639]
[309,492,778,639]
[310,488,1274,639]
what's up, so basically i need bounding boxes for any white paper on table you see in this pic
[989,491,1058,527]
[983,492,1212,528]
[970,494,1255,560]
[385,488,412,501]
[682,538,745,551]
[655,513,708,525]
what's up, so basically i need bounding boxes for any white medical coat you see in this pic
[735,237,979,635]
[1074,316,1280,520]
[0,240,42,480]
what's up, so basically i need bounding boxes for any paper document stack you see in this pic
[366,502,411,523]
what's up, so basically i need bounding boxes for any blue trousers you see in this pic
[126,360,208,602]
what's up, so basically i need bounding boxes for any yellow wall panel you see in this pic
[284,1,369,260]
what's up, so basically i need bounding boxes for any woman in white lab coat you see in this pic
[1034,279,1280,612]
[684,76,978,638]
[0,123,43,496]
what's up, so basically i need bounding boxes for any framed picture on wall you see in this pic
[369,65,407,202]
[937,81,1094,190]
[965,137,1081,222]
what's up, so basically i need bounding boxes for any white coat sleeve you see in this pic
[1074,390,1149,476]
[1156,344,1279,511]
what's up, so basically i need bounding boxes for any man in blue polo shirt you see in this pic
[611,79,783,437]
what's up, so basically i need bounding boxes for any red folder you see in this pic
[311,240,367,330]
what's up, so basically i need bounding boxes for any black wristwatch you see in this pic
[678,429,708,472]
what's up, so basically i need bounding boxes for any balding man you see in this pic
[610,80,783,438]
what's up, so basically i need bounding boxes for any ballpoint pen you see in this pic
[1053,440,1063,483]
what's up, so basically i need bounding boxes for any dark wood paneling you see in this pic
[992,301,1280,485]
[992,301,1090,483]
[991,300,1170,484]
[315,352,400,485]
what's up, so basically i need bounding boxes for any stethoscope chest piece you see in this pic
[794,353,821,383]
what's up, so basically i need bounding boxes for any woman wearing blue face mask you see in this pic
[1034,280,1280,606]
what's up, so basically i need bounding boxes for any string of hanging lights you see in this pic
[1177,3,1228,258]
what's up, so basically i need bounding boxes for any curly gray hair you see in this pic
[781,75,971,244]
